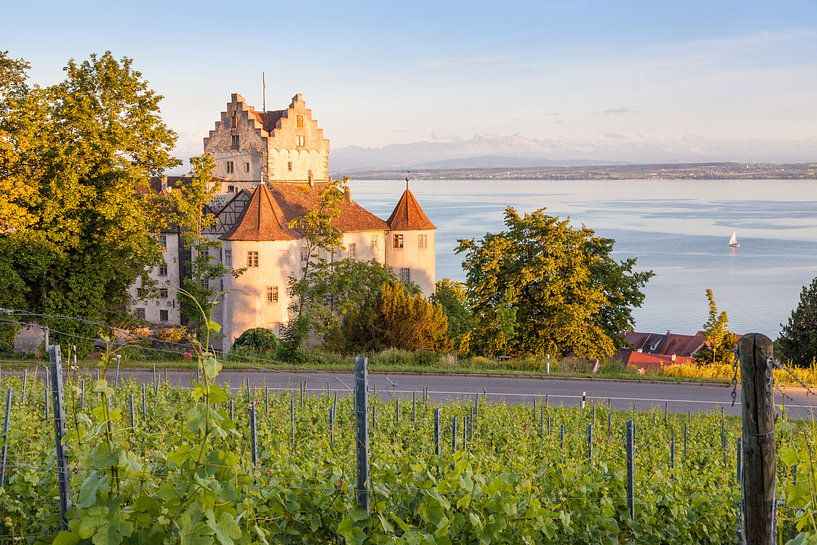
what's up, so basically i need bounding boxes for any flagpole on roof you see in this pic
[262,71,266,113]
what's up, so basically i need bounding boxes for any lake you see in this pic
[350,178,817,337]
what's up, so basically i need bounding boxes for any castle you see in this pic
[129,93,436,352]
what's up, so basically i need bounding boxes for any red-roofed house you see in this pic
[620,330,707,370]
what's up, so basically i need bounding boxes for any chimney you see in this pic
[344,186,352,203]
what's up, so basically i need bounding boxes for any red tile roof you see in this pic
[221,183,387,241]
[222,184,296,241]
[622,351,694,369]
[623,331,705,358]
[270,183,388,233]
[386,189,436,231]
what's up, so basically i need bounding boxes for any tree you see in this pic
[777,278,817,367]
[338,280,452,354]
[162,154,242,341]
[455,207,653,359]
[430,278,475,353]
[694,289,737,365]
[0,51,179,351]
[281,178,348,358]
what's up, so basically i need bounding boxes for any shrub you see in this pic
[232,327,281,353]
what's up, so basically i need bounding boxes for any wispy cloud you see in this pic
[595,107,638,116]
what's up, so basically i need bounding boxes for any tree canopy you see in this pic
[777,277,817,367]
[694,289,736,365]
[455,207,653,359]
[0,51,179,349]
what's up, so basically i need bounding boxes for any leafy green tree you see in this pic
[694,289,737,365]
[431,278,475,353]
[777,278,817,367]
[162,154,242,341]
[232,327,281,354]
[456,207,653,359]
[337,280,452,354]
[0,51,179,351]
[281,178,348,359]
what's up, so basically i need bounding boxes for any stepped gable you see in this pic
[386,188,436,231]
[255,109,286,133]
[269,183,388,233]
[222,184,296,241]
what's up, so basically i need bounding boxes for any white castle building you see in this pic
[129,93,436,351]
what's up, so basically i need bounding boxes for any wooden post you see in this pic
[626,419,635,520]
[0,388,11,487]
[48,345,71,529]
[354,356,370,514]
[738,334,776,545]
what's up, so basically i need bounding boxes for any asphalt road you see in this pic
[109,368,817,418]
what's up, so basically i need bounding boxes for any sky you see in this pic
[5,0,817,164]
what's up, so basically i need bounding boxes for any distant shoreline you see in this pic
[337,161,817,181]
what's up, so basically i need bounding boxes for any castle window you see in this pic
[230,110,237,128]
[159,288,169,298]
[349,243,357,259]
[287,161,293,172]
[135,308,146,320]
[158,263,168,277]
[370,236,378,251]
[393,234,404,249]
[160,309,169,322]
[224,249,232,267]
[231,135,240,149]
[247,251,259,268]
[296,115,304,128]
[266,286,279,303]
[418,234,428,249]
[158,234,167,248]
[226,161,234,174]
[244,162,250,173]
[227,185,236,193]
[297,135,305,147]
[137,287,146,299]
[399,268,411,283]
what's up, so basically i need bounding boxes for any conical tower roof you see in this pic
[386,188,435,231]
[222,184,296,241]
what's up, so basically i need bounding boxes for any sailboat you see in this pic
[729,231,740,248]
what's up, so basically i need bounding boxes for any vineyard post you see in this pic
[141,383,146,420]
[115,355,121,387]
[670,432,675,470]
[626,419,635,520]
[738,333,776,545]
[48,345,72,529]
[329,407,335,448]
[607,410,612,439]
[395,398,400,426]
[21,369,27,407]
[538,406,544,436]
[559,424,565,463]
[265,386,269,417]
[592,404,596,428]
[371,403,376,431]
[532,397,536,421]
[229,399,234,420]
[684,422,688,463]
[332,391,338,421]
[664,401,668,423]
[547,415,551,437]
[451,415,457,452]
[412,392,416,426]
[152,362,157,395]
[0,387,11,487]
[245,377,250,404]
[129,393,135,430]
[470,406,475,440]
[249,405,258,467]
[581,391,586,409]
[353,356,370,514]
[473,393,479,423]
[434,408,441,456]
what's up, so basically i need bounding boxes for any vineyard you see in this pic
[0,353,815,545]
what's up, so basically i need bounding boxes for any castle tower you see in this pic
[385,179,436,296]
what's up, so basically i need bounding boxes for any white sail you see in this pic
[729,231,739,247]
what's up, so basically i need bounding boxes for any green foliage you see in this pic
[778,277,817,368]
[2,371,811,544]
[694,289,737,365]
[456,207,653,359]
[0,51,179,351]
[431,278,475,354]
[232,327,281,353]
[336,280,453,354]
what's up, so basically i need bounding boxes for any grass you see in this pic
[3,347,814,387]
